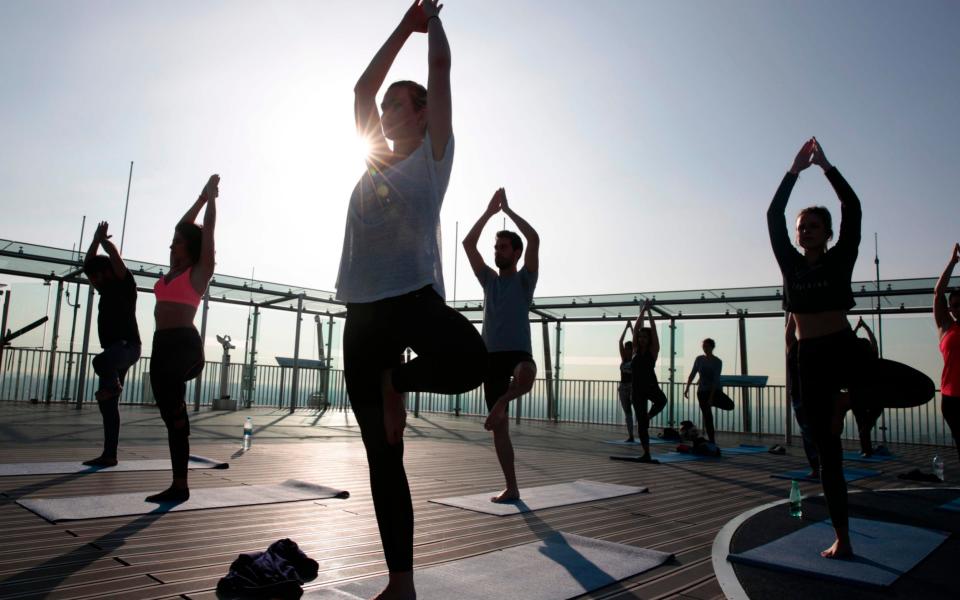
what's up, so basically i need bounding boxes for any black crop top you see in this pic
[767,167,861,314]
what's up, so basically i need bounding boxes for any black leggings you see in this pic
[944,395,960,459]
[695,390,717,443]
[344,285,486,573]
[797,329,863,536]
[631,379,668,449]
[150,328,204,479]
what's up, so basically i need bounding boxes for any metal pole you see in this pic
[63,218,87,399]
[290,295,304,413]
[738,315,751,433]
[453,221,459,303]
[874,233,887,444]
[247,305,260,408]
[120,161,134,253]
[668,318,676,427]
[75,284,95,409]
[316,314,329,405]
[554,320,562,419]
[193,292,209,412]
[0,290,10,377]
[45,280,64,402]
[541,320,554,422]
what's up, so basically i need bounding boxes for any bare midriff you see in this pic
[154,302,199,331]
[793,310,850,340]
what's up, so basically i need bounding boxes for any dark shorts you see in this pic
[483,351,535,411]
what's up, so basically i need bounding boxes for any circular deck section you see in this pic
[713,487,960,600]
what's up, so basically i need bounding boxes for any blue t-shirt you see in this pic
[479,266,538,354]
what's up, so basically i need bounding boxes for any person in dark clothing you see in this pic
[81,221,141,467]
[630,300,668,462]
[683,338,725,443]
[617,320,636,442]
[768,137,862,558]
[850,317,883,456]
[786,313,820,478]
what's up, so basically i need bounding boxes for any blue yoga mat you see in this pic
[936,497,960,513]
[770,468,880,483]
[654,452,718,463]
[722,445,770,456]
[602,438,668,446]
[728,517,949,588]
[842,451,895,463]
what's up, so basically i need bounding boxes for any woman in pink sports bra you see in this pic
[934,242,960,461]
[145,174,218,503]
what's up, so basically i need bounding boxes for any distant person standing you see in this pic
[463,187,540,503]
[683,338,724,444]
[617,321,637,442]
[81,221,141,467]
[934,243,960,459]
[630,300,668,462]
[850,317,882,457]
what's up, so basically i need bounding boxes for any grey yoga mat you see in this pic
[728,517,949,588]
[0,455,228,477]
[429,479,646,516]
[317,532,673,600]
[17,479,348,522]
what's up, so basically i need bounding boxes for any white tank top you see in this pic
[336,133,454,303]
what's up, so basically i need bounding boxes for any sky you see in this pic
[1,0,958,384]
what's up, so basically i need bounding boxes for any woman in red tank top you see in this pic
[934,243,960,460]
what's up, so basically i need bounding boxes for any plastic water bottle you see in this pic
[242,417,253,450]
[789,480,802,518]
[933,454,944,482]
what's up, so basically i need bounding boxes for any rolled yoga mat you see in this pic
[317,532,673,600]
[17,479,349,522]
[429,479,646,516]
[0,455,228,477]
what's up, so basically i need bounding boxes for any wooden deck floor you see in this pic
[0,403,954,600]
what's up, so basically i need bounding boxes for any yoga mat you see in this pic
[852,358,935,409]
[721,445,770,456]
[17,479,348,522]
[0,455,228,477]
[318,532,673,600]
[728,517,949,588]
[770,468,880,483]
[936,497,960,513]
[602,438,668,446]
[842,451,896,463]
[429,479,645,516]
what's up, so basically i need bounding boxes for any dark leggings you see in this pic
[92,341,141,458]
[696,390,717,443]
[150,328,204,479]
[787,344,820,471]
[631,379,668,449]
[944,396,960,460]
[344,285,486,573]
[797,329,862,536]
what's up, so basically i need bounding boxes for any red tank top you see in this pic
[941,322,960,397]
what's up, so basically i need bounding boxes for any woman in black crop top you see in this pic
[630,301,668,462]
[617,321,637,442]
[767,137,862,559]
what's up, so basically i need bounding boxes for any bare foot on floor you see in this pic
[372,572,416,600]
[491,488,520,503]
[821,537,853,559]
[82,456,118,467]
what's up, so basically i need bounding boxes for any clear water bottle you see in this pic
[933,454,944,482]
[789,480,802,518]
[242,417,253,450]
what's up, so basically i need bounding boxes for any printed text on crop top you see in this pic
[767,167,861,313]
[335,133,454,304]
[154,267,202,307]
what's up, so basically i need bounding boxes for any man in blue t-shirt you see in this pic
[462,188,540,503]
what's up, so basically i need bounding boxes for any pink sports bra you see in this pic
[154,267,202,307]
